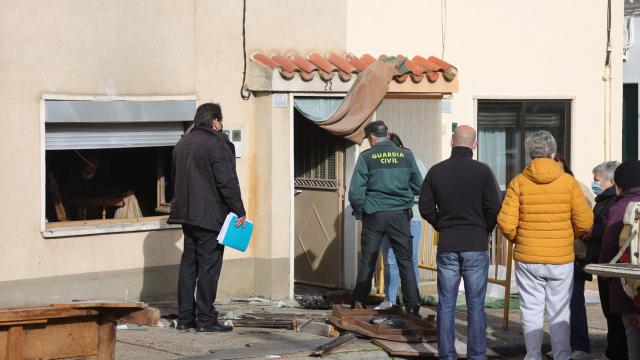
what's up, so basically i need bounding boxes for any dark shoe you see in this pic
[406,305,421,319]
[196,322,233,333]
[175,321,196,332]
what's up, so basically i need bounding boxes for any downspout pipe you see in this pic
[603,0,612,161]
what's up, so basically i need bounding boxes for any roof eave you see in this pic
[248,69,459,94]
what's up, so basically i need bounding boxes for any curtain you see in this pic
[478,128,507,191]
[293,98,342,123]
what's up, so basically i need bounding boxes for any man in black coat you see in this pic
[419,125,501,360]
[168,103,246,333]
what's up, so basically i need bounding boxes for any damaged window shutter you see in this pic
[44,99,195,150]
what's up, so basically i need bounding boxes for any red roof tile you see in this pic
[251,52,457,84]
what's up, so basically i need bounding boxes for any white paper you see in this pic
[217,212,236,244]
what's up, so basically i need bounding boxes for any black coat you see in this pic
[168,128,246,231]
[419,146,502,252]
[589,186,618,262]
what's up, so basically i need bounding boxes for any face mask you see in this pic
[80,171,95,180]
[591,180,603,196]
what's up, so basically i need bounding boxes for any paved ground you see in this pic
[116,282,611,359]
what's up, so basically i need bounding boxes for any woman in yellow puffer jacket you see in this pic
[497,130,593,360]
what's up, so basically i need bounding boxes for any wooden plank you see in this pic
[0,307,100,323]
[97,321,116,360]
[372,338,500,358]
[0,319,48,327]
[310,332,357,357]
[6,326,23,360]
[23,317,99,359]
[51,301,147,309]
[185,339,329,360]
[47,172,67,221]
[230,319,296,329]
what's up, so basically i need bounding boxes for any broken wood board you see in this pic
[230,318,296,329]
[0,302,151,360]
[310,332,358,357]
[372,338,500,358]
[296,320,340,337]
[184,339,331,360]
[51,300,147,309]
[329,305,436,342]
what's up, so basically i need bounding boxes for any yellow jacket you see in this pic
[497,158,593,264]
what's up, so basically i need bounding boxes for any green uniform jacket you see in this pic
[348,140,422,219]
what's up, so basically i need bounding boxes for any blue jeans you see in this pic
[437,250,489,360]
[381,219,422,304]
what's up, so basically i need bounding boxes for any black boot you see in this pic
[196,321,233,333]
[406,304,421,319]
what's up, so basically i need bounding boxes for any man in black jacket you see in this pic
[168,103,246,333]
[419,125,501,360]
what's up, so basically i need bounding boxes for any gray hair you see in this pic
[593,161,620,181]
[525,130,557,159]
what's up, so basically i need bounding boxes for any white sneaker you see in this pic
[571,350,590,360]
[374,300,394,310]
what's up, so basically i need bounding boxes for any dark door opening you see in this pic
[623,83,638,160]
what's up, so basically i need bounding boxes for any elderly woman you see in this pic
[588,161,627,360]
[498,130,593,360]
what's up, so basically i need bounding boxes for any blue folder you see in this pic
[217,213,253,252]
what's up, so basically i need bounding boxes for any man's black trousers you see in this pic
[177,224,225,327]
[352,210,421,307]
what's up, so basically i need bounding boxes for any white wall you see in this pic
[347,0,624,185]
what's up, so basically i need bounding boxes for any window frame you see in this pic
[40,94,195,237]
[476,98,572,185]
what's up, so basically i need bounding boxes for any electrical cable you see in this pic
[240,0,251,100]
[441,0,447,59]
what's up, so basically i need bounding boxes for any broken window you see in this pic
[45,147,174,226]
[42,98,195,230]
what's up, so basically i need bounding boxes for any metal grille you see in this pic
[375,98,442,281]
[294,110,341,189]
[375,98,442,169]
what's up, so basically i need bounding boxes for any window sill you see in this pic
[42,218,181,238]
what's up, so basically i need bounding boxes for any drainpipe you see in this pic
[603,0,613,161]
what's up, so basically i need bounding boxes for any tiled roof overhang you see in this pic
[247,52,459,94]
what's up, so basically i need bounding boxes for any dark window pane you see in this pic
[523,102,567,163]
[477,103,522,191]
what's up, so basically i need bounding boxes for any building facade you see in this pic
[0,0,624,306]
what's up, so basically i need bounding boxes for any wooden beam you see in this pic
[6,326,23,360]
[310,332,357,357]
[96,321,115,360]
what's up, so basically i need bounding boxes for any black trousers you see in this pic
[352,210,420,307]
[598,276,629,360]
[177,224,225,327]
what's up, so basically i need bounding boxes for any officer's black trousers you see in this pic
[177,224,225,327]
[352,210,421,307]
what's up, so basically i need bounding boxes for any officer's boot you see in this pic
[405,304,421,319]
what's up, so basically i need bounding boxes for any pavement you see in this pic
[116,282,611,359]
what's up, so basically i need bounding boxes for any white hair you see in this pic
[525,130,557,159]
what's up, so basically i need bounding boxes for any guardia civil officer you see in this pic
[348,121,422,317]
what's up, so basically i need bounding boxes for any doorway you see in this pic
[623,83,639,160]
[293,108,346,288]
